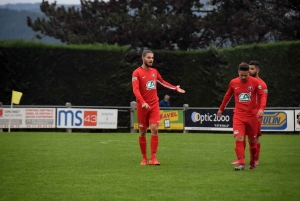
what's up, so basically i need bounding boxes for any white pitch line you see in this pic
[100,140,120,144]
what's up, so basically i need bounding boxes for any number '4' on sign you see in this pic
[84,111,97,126]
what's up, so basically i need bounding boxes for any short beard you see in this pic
[250,72,257,77]
[145,62,152,67]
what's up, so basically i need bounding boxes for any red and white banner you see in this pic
[0,108,56,128]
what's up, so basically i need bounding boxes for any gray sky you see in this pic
[0,0,81,5]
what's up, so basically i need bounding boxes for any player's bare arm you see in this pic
[176,85,185,93]
[142,103,150,109]
[217,110,222,118]
[257,110,264,118]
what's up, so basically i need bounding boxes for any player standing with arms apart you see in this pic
[217,62,266,170]
[132,50,185,165]
[230,61,268,165]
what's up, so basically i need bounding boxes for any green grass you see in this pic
[0,132,299,201]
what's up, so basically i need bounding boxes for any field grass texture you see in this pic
[0,132,299,201]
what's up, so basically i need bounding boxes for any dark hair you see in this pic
[142,50,153,57]
[238,62,249,71]
[249,60,260,69]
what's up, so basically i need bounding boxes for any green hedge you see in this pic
[219,41,300,107]
[1,40,299,107]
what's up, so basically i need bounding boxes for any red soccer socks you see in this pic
[150,135,158,158]
[235,141,245,165]
[139,135,159,165]
[249,141,257,164]
[255,143,261,162]
[139,136,147,159]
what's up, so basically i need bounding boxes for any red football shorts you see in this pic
[233,114,258,139]
[136,103,160,129]
[257,117,263,136]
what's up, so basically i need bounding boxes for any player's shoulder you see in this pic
[133,67,145,76]
[257,78,267,86]
[230,77,240,84]
[149,67,158,72]
[249,76,259,83]
[133,66,142,72]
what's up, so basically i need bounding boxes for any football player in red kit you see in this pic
[231,61,268,165]
[249,61,268,164]
[217,62,266,170]
[132,50,185,165]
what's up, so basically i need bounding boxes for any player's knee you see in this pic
[235,136,244,141]
[150,125,158,135]
[151,128,158,135]
[248,138,256,143]
[139,128,147,137]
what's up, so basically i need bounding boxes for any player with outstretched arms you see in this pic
[132,50,185,165]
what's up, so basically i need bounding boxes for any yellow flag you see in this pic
[11,90,23,104]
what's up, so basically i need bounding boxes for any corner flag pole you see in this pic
[8,101,13,132]
[9,90,23,132]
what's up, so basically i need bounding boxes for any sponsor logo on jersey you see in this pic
[261,112,287,130]
[238,93,251,102]
[146,80,156,90]
[258,85,262,89]
[132,77,137,81]
[264,89,268,93]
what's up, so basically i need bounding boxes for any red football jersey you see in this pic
[257,78,268,108]
[132,67,177,106]
[219,76,266,116]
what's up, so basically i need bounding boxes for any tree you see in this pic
[204,0,300,47]
[263,0,300,40]
[27,0,211,50]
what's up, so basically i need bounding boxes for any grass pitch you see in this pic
[0,132,299,201]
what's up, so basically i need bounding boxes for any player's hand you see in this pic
[142,103,150,109]
[176,85,185,93]
[257,110,264,118]
[217,110,222,118]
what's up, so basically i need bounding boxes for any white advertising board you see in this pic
[0,108,56,128]
[56,108,118,129]
[261,110,294,131]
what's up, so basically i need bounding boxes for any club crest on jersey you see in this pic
[258,85,262,89]
[248,86,252,90]
[146,80,156,90]
[239,93,251,102]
